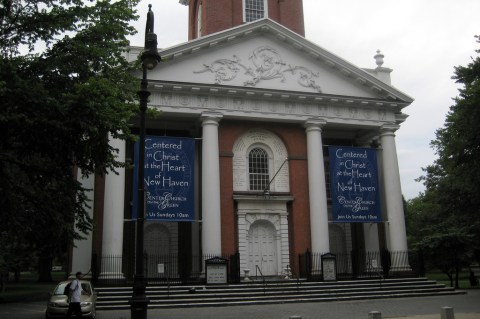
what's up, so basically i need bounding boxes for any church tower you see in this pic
[180,0,305,39]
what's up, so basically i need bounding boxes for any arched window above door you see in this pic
[232,129,289,193]
[248,147,269,191]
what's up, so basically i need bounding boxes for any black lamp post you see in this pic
[129,4,161,319]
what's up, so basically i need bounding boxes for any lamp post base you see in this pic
[129,275,149,319]
[129,294,149,319]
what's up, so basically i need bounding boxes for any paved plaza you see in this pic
[102,291,479,319]
[1,290,479,319]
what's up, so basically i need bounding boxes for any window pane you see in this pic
[245,0,265,22]
[249,148,269,190]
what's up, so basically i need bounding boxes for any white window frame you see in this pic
[243,0,268,23]
[197,3,202,37]
[247,144,273,191]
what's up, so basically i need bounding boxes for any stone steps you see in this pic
[95,277,464,310]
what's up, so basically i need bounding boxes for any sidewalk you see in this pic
[96,290,480,319]
[1,290,478,319]
[391,315,479,319]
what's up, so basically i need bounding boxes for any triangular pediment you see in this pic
[128,18,413,108]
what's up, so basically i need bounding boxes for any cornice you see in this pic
[150,80,407,111]
[147,88,403,130]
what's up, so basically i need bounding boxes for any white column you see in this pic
[304,119,330,253]
[99,137,126,279]
[379,125,408,252]
[201,113,223,256]
[70,170,94,278]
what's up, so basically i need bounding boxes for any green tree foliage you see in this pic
[408,36,480,287]
[0,0,141,280]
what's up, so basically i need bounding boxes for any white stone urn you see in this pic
[243,269,251,281]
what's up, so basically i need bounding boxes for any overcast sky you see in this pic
[128,0,480,200]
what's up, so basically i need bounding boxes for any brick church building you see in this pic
[70,0,414,281]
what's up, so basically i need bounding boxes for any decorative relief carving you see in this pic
[333,106,343,117]
[285,102,295,114]
[197,95,209,108]
[247,47,285,85]
[197,56,243,83]
[159,92,172,106]
[251,100,261,111]
[302,104,313,114]
[286,65,322,92]
[318,105,328,116]
[349,107,358,119]
[233,98,245,110]
[378,109,387,120]
[178,95,190,106]
[363,109,372,119]
[215,97,227,109]
[194,46,322,92]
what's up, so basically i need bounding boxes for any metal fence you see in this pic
[299,250,425,280]
[92,252,240,286]
[92,250,424,286]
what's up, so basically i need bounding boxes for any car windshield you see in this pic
[53,283,69,296]
[81,283,92,295]
[52,282,92,296]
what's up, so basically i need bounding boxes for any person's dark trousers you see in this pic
[66,302,82,318]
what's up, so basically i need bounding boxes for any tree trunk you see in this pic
[37,256,53,282]
[445,270,453,287]
[455,265,460,289]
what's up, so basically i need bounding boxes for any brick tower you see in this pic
[181,0,305,39]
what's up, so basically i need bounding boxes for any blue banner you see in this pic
[328,146,381,223]
[132,136,195,221]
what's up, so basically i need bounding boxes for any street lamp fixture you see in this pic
[129,4,161,319]
[141,5,161,70]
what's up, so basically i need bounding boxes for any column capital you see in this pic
[379,124,400,136]
[200,111,223,124]
[304,118,327,131]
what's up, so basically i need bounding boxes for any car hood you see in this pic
[50,295,93,304]
[49,295,68,306]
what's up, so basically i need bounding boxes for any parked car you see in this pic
[45,280,97,319]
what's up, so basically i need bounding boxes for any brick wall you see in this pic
[218,121,312,262]
[188,0,305,40]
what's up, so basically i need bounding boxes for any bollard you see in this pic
[369,311,382,319]
[441,306,455,319]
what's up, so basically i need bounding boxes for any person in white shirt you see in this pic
[66,272,84,318]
